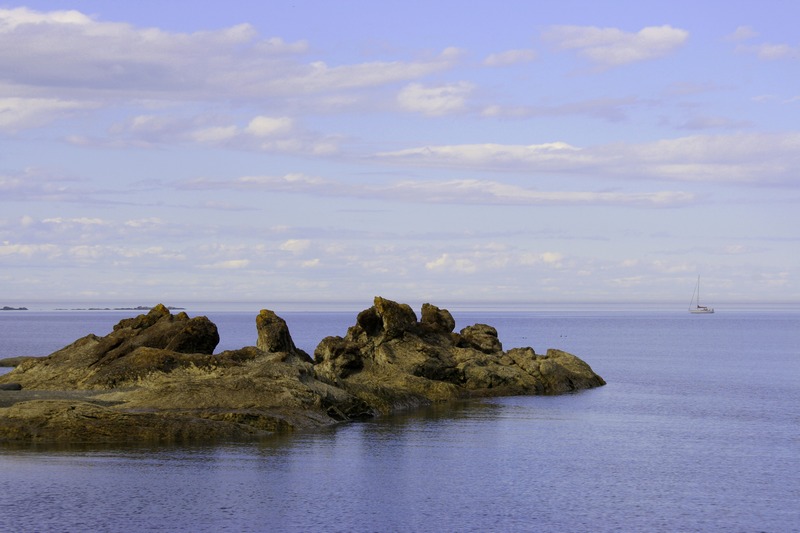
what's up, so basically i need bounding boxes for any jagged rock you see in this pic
[314,336,364,380]
[420,302,456,334]
[315,297,605,415]
[458,324,503,354]
[3,305,221,389]
[94,304,219,367]
[369,296,418,340]
[0,298,605,444]
[256,309,313,365]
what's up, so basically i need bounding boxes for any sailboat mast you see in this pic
[689,275,714,313]
[697,275,700,306]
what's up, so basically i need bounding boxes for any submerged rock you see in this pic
[0,298,605,444]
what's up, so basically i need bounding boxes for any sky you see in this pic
[1,1,798,308]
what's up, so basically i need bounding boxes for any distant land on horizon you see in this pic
[3,300,798,314]
[1,305,185,312]
[53,305,187,311]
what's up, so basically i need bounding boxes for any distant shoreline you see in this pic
[53,306,186,311]
[2,305,186,312]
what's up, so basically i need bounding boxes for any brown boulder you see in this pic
[256,309,312,364]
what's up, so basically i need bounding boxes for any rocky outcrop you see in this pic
[0,298,604,444]
[4,304,223,390]
[314,297,605,413]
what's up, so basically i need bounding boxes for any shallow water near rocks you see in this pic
[1,306,798,532]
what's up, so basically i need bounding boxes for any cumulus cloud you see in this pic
[543,24,689,69]
[483,49,537,67]
[425,253,477,273]
[270,48,462,95]
[202,259,251,269]
[0,7,301,95]
[376,133,800,185]
[190,125,238,143]
[183,173,333,194]
[245,116,294,137]
[397,82,474,116]
[0,242,60,258]
[726,26,758,41]
[377,141,584,169]
[425,247,567,275]
[280,239,312,253]
[77,112,334,154]
[0,97,96,131]
[737,43,798,60]
[0,7,459,105]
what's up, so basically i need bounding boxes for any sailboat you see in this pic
[689,276,714,314]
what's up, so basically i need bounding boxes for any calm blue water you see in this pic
[1,307,799,532]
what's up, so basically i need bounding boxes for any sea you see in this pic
[1,303,798,533]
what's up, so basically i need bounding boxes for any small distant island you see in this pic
[2,305,185,312]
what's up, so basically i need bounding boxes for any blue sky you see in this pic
[1,1,798,307]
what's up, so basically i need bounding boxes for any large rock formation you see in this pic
[314,297,605,413]
[0,298,605,444]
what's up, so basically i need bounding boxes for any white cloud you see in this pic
[91,112,334,154]
[123,218,165,229]
[245,116,294,137]
[0,97,95,131]
[0,7,459,104]
[183,171,694,207]
[541,252,564,264]
[743,43,797,60]
[726,26,758,41]
[190,125,238,143]
[376,133,800,186]
[544,24,689,69]
[377,141,583,168]
[424,247,568,275]
[68,245,104,260]
[201,259,250,270]
[483,49,537,67]
[0,242,60,257]
[280,239,311,253]
[271,48,462,95]
[519,252,564,266]
[397,82,473,116]
[182,171,693,207]
[42,217,105,227]
[425,253,477,274]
